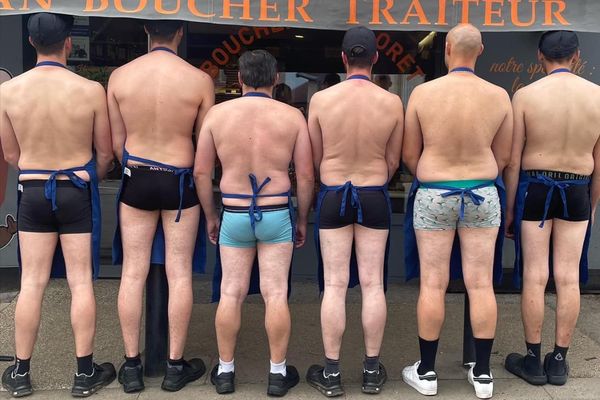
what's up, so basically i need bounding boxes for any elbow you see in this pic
[5,153,18,168]
[387,158,400,175]
[98,151,114,166]
[193,168,211,184]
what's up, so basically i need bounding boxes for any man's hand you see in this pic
[505,211,515,239]
[295,218,308,248]
[206,216,221,245]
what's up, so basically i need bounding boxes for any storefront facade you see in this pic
[1,1,600,288]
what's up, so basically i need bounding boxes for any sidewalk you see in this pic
[1,280,600,399]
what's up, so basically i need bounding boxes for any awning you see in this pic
[1,1,600,33]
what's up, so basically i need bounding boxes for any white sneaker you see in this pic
[467,363,494,399]
[402,361,437,396]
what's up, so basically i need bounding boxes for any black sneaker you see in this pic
[71,362,116,398]
[505,353,547,385]
[2,365,33,398]
[161,358,206,392]
[267,365,299,397]
[118,362,144,393]
[306,364,344,398]
[544,352,569,386]
[210,364,235,394]
[362,362,387,394]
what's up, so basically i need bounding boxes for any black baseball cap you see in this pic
[342,26,377,60]
[144,20,183,37]
[27,13,73,46]
[539,31,579,59]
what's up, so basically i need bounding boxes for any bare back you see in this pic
[412,74,511,181]
[109,51,213,167]
[207,97,304,206]
[311,80,402,186]
[1,68,102,180]
[517,73,600,175]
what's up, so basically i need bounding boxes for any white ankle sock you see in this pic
[218,358,235,375]
[270,359,287,376]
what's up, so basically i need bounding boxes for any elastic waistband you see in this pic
[524,170,591,181]
[128,165,181,174]
[223,204,289,213]
[19,180,88,188]
[422,179,494,189]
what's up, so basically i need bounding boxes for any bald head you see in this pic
[447,24,483,58]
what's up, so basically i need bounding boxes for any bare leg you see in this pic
[458,227,498,339]
[257,242,294,363]
[415,230,454,340]
[14,232,57,359]
[162,207,200,359]
[521,221,552,344]
[61,233,95,357]
[117,204,160,357]
[216,245,255,362]
[319,226,354,360]
[354,225,388,357]
[551,220,588,347]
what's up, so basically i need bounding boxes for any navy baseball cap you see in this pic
[342,26,377,60]
[27,13,73,46]
[539,31,579,59]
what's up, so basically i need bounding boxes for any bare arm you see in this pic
[0,88,19,169]
[307,94,323,177]
[401,89,423,175]
[504,91,526,236]
[107,73,126,163]
[193,74,215,139]
[491,92,514,173]
[193,111,218,221]
[591,136,600,223]
[293,111,315,224]
[91,83,113,180]
[385,97,404,180]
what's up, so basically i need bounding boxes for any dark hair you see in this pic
[144,20,183,42]
[346,47,374,68]
[239,50,278,89]
[32,38,66,56]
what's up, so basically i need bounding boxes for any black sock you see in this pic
[524,342,542,373]
[473,338,494,377]
[363,355,379,372]
[14,357,30,375]
[417,337,439,375]
[547,344,569,375]
[324,358,340,376]
[77,354,94,376]
[552,345,568,362]
[124,354,141,368]
[168,357,184,367]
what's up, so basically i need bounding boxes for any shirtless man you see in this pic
[306,26,404,397]
[401,24,512,399]
[107,20,214,393]
[194,49,313,396]
[504,31,600,387]
[0,13,115,397]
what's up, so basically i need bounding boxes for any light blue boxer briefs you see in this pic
[219,206,293,248]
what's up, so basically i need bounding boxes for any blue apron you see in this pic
[314,182,392,291]
[512,171,591,288]
[112,149,206,273]
[211,174,295,302]
[404,177,506,284]
[17,158,102,279]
